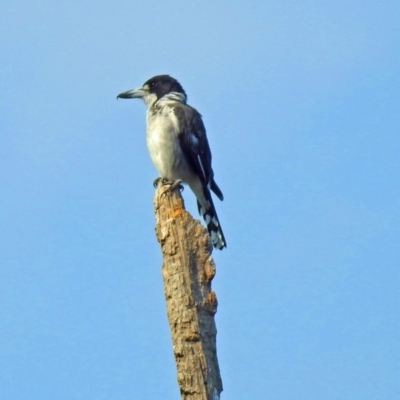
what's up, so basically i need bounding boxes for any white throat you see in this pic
[157,91,187,106]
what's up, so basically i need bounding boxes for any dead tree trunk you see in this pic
[153,182,223,400]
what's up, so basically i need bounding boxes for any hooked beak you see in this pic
[116,87,148,99]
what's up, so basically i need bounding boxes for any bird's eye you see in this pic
[150,82,157,88]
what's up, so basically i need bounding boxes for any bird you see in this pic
[117,74,226,250]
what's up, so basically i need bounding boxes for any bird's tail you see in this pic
[197,194,226,250]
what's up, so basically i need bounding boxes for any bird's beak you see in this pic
[116,87,147,99]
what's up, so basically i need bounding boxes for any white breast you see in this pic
[146,107,186,180]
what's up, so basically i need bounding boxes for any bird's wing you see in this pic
[174,104,223,201]
[174,105,212,183]
[174,104,226,249]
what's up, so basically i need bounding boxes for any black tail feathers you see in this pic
[197,197,226,250]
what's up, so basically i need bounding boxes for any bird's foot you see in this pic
[153,177,177,188]
[153,178,184,196]
[153,177,164,188]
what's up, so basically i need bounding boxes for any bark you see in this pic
[153,182,223,400]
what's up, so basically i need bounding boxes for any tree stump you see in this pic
[153,182,223,400]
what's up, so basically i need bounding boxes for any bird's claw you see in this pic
[153,178,184,196]
[153,177,163,188]
[153,177,176,188]
[162,180,184,196]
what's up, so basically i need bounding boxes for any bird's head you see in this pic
[117,75,187,107]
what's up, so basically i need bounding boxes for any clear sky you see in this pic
[1,1,399,399]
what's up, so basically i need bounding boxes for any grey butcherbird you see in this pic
[117,75,226,249]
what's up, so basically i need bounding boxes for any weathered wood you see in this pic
[154,182,223,400]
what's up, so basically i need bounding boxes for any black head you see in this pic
[143,75,186,100]
[117,74,187,106]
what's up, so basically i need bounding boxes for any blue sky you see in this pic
[1,1,399,399]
